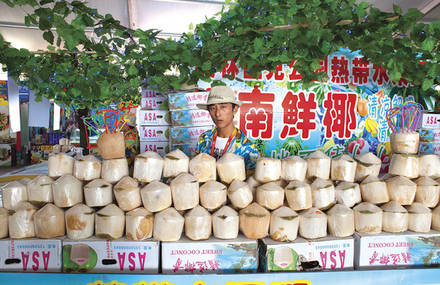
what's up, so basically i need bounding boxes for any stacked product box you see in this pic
[419,112,440,154]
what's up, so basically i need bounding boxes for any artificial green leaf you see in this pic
[128,65,138,76]
[422,78,434,91]
[421,38,436,52]
[43,31,54,44]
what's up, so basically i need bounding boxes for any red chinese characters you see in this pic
[352,57,370,85]
[288,60,303,81]
[372,64,390,85]
[265,64,285,81]
[330,56,349,84]
[323,92,357,139]
[222,60,240,80]
[280,91,299,139]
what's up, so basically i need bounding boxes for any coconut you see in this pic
[189,153,216,182]
[27,175,54,207]
[390,132,419,154]
[246,175,261,199]
[239,203,270,239]
[299,208,327,239]
[113,176,141,211]
[311,178,335,210]
[381,201,408,233]
[101,158,129,184]
[227,180,253,209]
[355,152,382,182]
[125,207,154,240]
[255,158,281,183]
[256,182,284,210]
[8,201,37,238]
[281,156,307,181]
[353,202,383,233]
[95,204,125,240]
[133,151,164,183]
[65,204,95,240]
[140,181,172,212]
[360,175,389,204]
[48,153,74,177]
[97,132,125,159]
[274,179,289,188]
[327,204,354,237]
[52,174,83,208]
[73,155,101,181]
[200,180,227,211]
[419,154,440,177]
[217,152,246,184]
[306,151,331,180]
[153,207,184,242]
[1,181,28,210]
[18,178,32,186]
[335,182,361,208]
[34,203,65,238]
[163,149,189,178]
[84,179,113,208]
[0,207,8,238]
[389,154,419,179]
[170,173,199,211]
[406,202,432,233]
[386,176,417,205]
[212,206,239,239]
[185,206,212,240]
[331,154,357,182]
[415,176,440,208]
[285,180,312,211]
[270,206,299,242]
[432,205,440,231]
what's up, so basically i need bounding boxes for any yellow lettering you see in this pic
[270,280,311,285]
[225,282,266,285]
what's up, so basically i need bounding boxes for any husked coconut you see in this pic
[335,182,361,208]
[34,203,65,238]
[274,179,288,188]
[126,207,154,240]
[27,175,54,207]
[389,154,419,179]
[299,208,327,239]
[0,207,8,238]
[113,176,141,211]
[355,153,382,182]
[331,154,357,182]
[101,158,129,184]
[255,158,281,183]
[163,149,189,178]
[256,182,284,210]
[360,175,389,204]
[327,204,354,237]
[84,179,113,207]
[311,178,335,210]
[153,207,184,241]
[52,174,83,208]
[390,132,419,154]
[133,151,164,183]
[18,178,32,186]
[185,206,212,240]
[306,151,331,180]
[381,201,408,233]
[386,176,416,205]
[189,153,216,182]
[212,206,239,239]
[65,204,94,240]
[48,153,74,177]
[141,181,172,212]
[281,156,307,181]
[73,155,101,181]
[217,152,246,184]
[170,173,199,211]
[353,202,383,233]
[239,203,270,239]
[270,206,299,242]
[415,176,440,208]
[246,175,261,199]
[227,180,253,209]
[97,132,125,159]
[432,205,440,231]
[419,154,440,177]
[8,201,37,238]
[406,202,432,233]
[1,181,27,210]
[285,180,312,211]
[95,204,125,239]
[200,180,227,211]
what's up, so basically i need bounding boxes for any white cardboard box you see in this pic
[140,141,170,156]
[138,110,170,125]
[168,91,209,110]
[161,235,258,274]
[139,126,170,142]
[140,96,168,110]
[354,231,440,269]
[422,113,440,130]
[62,238,159,273]
[170,110,213,127]
[170,125,212,144]
[260,236,354,272]
[0,239,62,272]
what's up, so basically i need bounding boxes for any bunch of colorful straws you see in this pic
[386,101,424,133]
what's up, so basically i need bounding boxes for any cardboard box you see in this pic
[354,231,440,269]
[140,96,169,110]
[141,89,161,98]
[62,238,159,273]
[422,113,440,130]
[170,126,212,145]
[171,110,213,127]
[161,235,258,274]
[419,142,440,155]
[419,129,440,143]
[168,91,209,110]
[140,141,170,156]
[260,236,354,272]
[139,126,170,142]
[172,143,198,157]
[0,239,62,272]
[139,110,170,126]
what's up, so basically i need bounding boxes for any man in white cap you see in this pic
[196,85,260,171]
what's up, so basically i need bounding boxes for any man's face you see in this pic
[207,103,238,129]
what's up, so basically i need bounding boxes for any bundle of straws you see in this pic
[386,101,424,133]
